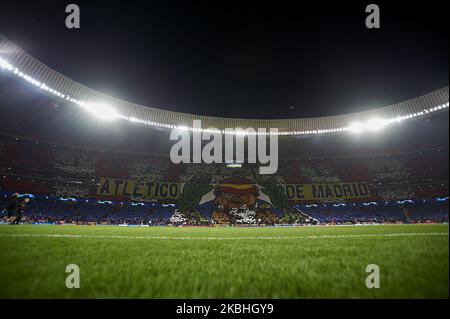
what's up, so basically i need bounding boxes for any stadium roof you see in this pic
[0,34,448,136]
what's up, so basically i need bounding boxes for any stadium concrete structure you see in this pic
[0,34,448,225]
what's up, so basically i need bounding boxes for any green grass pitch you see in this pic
[0,223,448,298]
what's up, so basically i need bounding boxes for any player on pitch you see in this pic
[2,193,30,224]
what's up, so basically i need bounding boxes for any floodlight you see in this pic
[0,57,13,71]
[81,102,120,121]
[366,118,389,132]
[347,122,365,133]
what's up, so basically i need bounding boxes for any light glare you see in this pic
[82,103,120,121]
[348,122,365,133]
[367,118,389,132]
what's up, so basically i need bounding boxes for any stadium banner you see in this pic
[97,178,371,201]
[284,182,371,200]
[97,178,183,200]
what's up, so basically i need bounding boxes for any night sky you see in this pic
[0,0,448,119]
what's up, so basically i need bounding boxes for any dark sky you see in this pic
[0,0,448,119]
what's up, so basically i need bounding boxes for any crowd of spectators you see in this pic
[299,199,448,224]
[1,194,447,225]
[0,134,448,225]
[0,195,174,225]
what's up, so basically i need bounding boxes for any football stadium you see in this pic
[0,2,448,303]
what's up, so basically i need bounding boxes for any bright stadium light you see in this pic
[366,118,389,132]
[81,102,120,121]
[0,57,14,71]
[347,122,365,133]
[175,125,189,131]
[347,118,391,133]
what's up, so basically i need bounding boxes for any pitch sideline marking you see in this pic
[0,232,448,240]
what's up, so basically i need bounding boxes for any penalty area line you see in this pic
[0,232,448,240]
